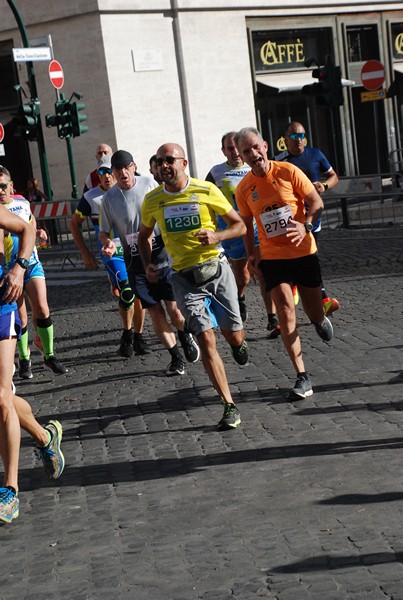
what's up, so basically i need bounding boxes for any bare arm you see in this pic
[69,213,99,270]
[194,208,246,246]
[0,205,35,303]
[286,188,324,247]
[138,223,158,282]
[99,230,117,258]
[313,168,338,194]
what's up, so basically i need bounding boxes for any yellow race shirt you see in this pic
[142,178,233,271]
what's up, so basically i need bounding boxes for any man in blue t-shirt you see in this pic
[275,121,340,317]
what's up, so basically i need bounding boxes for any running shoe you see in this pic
[267,315,281,339]
[312,316,333,341]
[178,331,200,363]
[166,356,186,376]
[217,402,241,430]
[44,355,68,374]
[33,334,44,354]
[0,487,19,523]
[288,375,313,399]
[238,297,248,322]
[323,297,340,317]
[18,358,33,380]
[133,333,150,355]
[118,330,134,358]
[231,340,249,365]
[35,419,65,480]
[292,285,300,306]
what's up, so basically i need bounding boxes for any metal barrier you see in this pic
[320,173,403,239]
[31,200,98,269]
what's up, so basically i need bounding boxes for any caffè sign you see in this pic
[251,28,332,73]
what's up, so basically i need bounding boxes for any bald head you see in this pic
[95,144,113,160]
[156,143,187,191]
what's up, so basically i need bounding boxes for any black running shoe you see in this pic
[312,316,333,341]
[119,330,134,358]
[238,297,248,322]
[178,331,200,363]
[44,355,68,374]
[231,341,249,365]
[166,356,185,376]
[217,402,241,430]
[19,358,33,379]
[133,333,150,355]
[267,316,281,340]
[288,375,313,399]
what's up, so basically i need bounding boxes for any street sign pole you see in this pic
[6,0,53,201]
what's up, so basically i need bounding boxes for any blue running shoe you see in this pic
[0,487,19,523]
[35,420,65,480]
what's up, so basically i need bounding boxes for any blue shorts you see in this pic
[220,227,259,261]
[128,265,175,309]
[24,260,45,284]
[0,309,21,340]
[102,254,129,287]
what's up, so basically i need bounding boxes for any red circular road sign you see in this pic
[48,60,64,90]
[361,59,385,91]
[0,123,4,144]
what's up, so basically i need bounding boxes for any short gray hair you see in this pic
[0,165,11,179]
[234,127,263,149]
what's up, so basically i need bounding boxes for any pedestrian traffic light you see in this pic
[45,99,73,139]
[70,100,88,137]
[302,63,343,107]
[12,100,40,141]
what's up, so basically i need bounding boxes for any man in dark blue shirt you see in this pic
[275,121,339,316]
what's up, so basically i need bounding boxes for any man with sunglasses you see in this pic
[99,150,200,376]
[235,127,334,400]
[138,143,248,431]
[0,176,65,523]
[70,155,148,358]
[275,121,340,317]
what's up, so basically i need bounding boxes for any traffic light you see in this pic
[70,101,88,137]
[45,99,73,139]
[12,100,40,141]
[302,64,343,108]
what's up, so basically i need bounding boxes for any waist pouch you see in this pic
[179,258,221,285]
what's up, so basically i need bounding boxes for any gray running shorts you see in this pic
[170,258,243,336]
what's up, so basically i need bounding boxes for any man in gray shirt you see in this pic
[99,150,199,375]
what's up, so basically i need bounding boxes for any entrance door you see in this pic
[256,85,345,175]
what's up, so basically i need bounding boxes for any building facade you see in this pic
[0,1,402,198]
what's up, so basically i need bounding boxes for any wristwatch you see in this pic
[323,183,329,191]
[16,257,29,270]
[304,222,313,233]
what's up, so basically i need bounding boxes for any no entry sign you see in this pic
[0,123,4,144]
[361,60,385,91]
[48,60,64,90]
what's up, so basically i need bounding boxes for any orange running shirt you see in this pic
[236,161,317,260]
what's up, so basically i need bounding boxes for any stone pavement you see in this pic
[1,234,403,600]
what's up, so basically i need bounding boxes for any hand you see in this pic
[286,219,306,247]
[0,265,25,303]
[145,263,160,283]
[247,255,261,280]
[83,252,99,270]
[101,239,116,258]
[195,229,218,247]
[313,181,326,194]
[36,229,48,242]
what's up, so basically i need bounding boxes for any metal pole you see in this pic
[66,137,78,199]
[170,0,197,177]
[6,0,53,200]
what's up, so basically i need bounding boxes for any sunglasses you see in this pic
[98,168,113,176]
[0,181,10,191]
[156,156,185,166]
[287,133,306,140]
